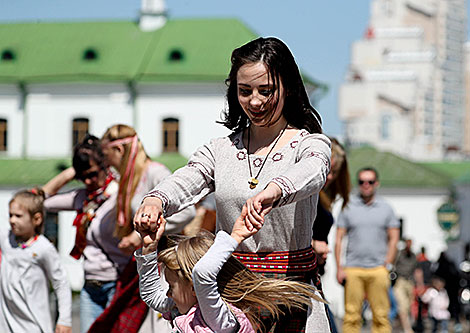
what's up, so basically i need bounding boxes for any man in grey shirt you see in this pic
[335,167,400,333]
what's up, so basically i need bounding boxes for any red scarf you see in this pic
[70,173,117,259]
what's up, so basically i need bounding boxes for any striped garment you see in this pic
[233,246,321,288]
[234,247,323,333]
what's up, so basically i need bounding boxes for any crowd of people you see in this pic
[389,239,465,333]
[0,36,463,333]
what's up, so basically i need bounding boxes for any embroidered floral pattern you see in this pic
[237,152,246,160]
[290,140,298,148]
[299,130,308,137]
[272,152,283,162]
[253,158,263,167]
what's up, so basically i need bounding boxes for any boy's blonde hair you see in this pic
[158,230,324,330]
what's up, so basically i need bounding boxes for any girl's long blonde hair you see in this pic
[158,231,325,330]
[102,124,150,238]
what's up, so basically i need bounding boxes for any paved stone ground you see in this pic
[335,317,470,332]
[67,293,470,333]
[71,294,80,333]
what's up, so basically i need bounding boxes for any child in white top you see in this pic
[421,276,450,333]
[135,206,324,332]
[0,189,72,333]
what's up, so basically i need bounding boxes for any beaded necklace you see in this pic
[18,234,39,249]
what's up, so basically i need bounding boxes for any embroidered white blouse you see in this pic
[147,130,331,253]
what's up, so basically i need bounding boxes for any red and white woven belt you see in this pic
[233,247,317,274]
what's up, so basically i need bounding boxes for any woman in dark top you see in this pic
[311,138,351,332]
[312,138,351,270]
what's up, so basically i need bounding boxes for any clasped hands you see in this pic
[134,182,283,246]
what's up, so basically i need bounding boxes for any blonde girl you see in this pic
[135,207,324,332]
[0,189,72,333]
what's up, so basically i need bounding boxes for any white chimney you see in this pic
[140,0,167,31]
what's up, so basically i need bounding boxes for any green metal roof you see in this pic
[0,153,187,187]
[0,21,153,83]
[0,18,323,88]
[138,19,256,82]
[348,147,453,188]
[0,158,71,186]
[418,161,470,184]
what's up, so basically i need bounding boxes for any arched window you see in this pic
[0,119,7,151]
[168,49,184,62]
[72,118,89,148]
[83,48,98,61]
[1,49,15,62]
[162,118,179,152]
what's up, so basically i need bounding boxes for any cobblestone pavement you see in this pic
[69,294,470,333]
[335,317,470,332]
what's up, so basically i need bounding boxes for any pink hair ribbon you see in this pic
[107,135,139,228]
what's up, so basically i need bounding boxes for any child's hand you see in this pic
[55,324,71,333]
[231,206,259,244]
[138,216,166,255]
[118,231,142,255]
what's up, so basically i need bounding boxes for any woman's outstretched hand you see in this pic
[134,196,165,254]
[134,196,164,233]
[244,182,282,231]
[231,205,259,244]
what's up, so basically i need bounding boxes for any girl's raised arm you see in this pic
[192,207,258,332]
[135,218,175,312]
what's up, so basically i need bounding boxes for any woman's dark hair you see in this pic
[72,134,107,177]
[220,37,322,134]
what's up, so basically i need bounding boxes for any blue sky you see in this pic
[1,1,468,137]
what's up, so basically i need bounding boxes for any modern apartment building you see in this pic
[465,42,470,157]
[339,0,467,160]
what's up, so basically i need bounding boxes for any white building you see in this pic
[464,42,470,157]
[0,19,249,159]
[0,12,323,160]
[339,0,467,161]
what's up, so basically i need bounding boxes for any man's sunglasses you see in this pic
[358,180,376,186]
[76,171,100,181]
